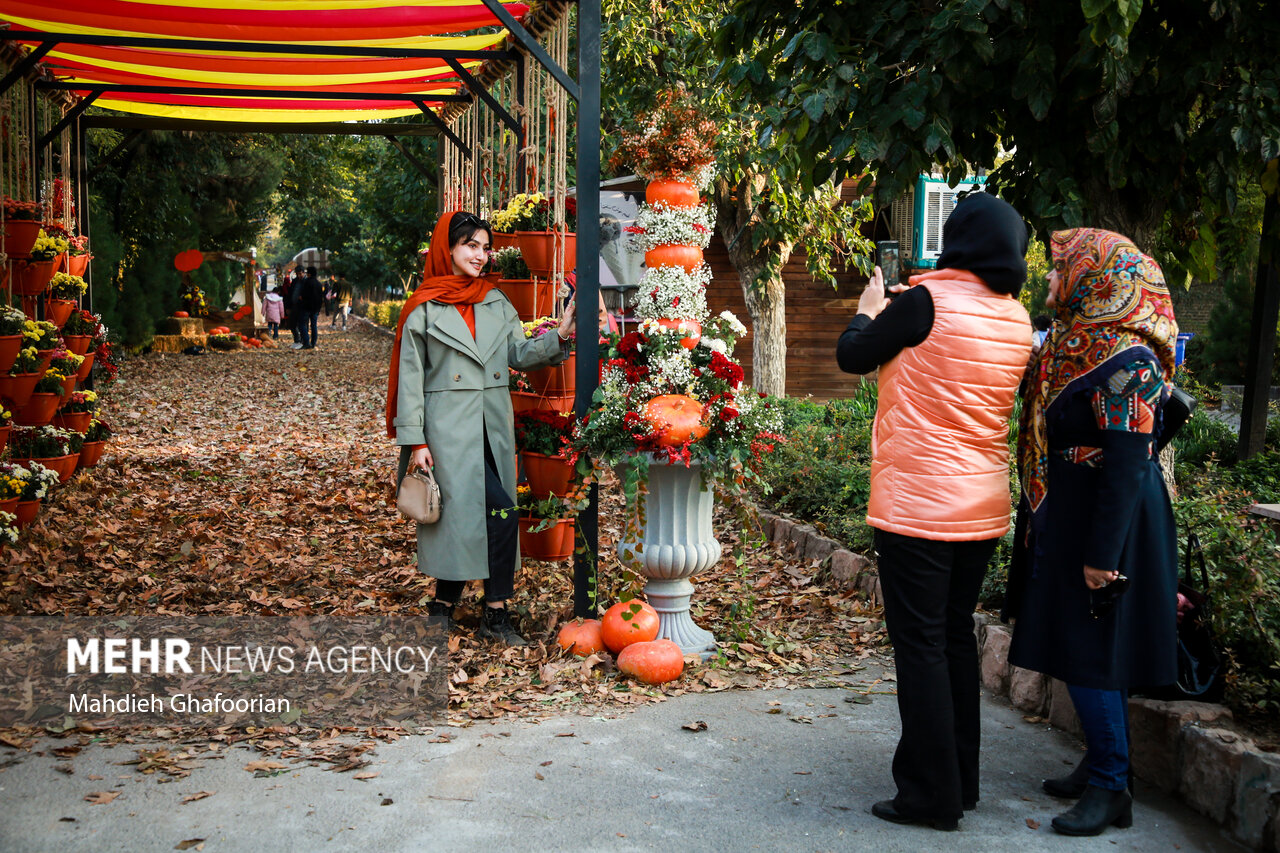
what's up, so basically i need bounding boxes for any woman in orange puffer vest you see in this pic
[837,192,1032,832]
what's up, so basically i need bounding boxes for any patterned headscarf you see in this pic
[1018,228,1178,514]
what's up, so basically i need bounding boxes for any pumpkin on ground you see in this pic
[556,619,605,657]
[617,639,684,685]
[600,600,660,654]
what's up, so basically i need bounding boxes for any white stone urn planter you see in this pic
[617,457,721,656]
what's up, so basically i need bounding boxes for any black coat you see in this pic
[1006,368,1179,691]
[299,275,325,312]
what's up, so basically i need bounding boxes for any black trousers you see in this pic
[874,528,998,821]
[436,439,516,604]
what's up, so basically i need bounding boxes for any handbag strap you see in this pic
[1184,532,1210,593]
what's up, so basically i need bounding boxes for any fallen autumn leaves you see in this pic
[1,323,889,770]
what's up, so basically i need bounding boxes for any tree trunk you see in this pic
[712,175,792,397]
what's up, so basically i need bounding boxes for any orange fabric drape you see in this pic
[385,211,497,438]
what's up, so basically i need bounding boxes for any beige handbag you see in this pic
[397,466,442,524]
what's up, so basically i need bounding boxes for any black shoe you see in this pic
[963,799,977,812]
[477,606,527,646]
[871,800,958,832]
[1051,784,1133,836]
[1043,757,1090,798]
[426,600,455,631]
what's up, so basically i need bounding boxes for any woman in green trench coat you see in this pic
[386,211,575,645]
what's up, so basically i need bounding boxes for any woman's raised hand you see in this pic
[557,297,577,340]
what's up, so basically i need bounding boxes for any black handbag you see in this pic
[1154,533,1225,702]
[1156,386,1197,452]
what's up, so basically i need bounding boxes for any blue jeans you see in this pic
[267,321,279,339]
[301,311,319,347]
[1067,684,1130,791]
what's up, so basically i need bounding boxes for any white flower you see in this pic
[628,203,714,252]
[718,310,748,336]
[700,337,727,354]
[633,264,710,321]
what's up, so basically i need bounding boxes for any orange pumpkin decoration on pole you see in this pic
[645,179,700,207]
[644,244,703,272]
[643,394,708,447]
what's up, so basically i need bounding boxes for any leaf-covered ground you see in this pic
[1,321,889,769]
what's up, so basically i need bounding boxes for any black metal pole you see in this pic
[1239,181,1280,460]
[573,0,602,618]
[515,55,527,195]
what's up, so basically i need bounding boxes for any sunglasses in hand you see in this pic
[1089,573,1130,620]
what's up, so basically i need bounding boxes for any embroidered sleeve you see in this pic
[1090,359,1163,435]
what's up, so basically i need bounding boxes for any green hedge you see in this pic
[359,299,405,329]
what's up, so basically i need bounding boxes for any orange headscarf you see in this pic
[385,211,497,438]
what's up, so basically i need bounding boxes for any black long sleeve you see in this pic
[835,285,936,374]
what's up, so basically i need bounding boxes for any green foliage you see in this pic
[359,300,405,329]
[1184,267,1280,386]
[717,0,1280,274]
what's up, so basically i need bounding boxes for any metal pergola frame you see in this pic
[2,2,604,614]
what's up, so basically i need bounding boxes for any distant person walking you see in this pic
[281,273,302,347]
[331,276,353,331]
[299,266,324,349]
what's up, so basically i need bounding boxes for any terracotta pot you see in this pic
[13,500,38,528]
[14,392,60,426]
[0,335,21,373]
[77,440,106,469]
[654,318,702,349]
[495,278,556,323]
[515,231,577,280]
[31,453,78,483]
[491,232,518,251]
[67,254,90,276]
[644,244,703,272]
[53,410,91,433]
[519,516,575,561]
[13,259,56,296]
[63,335,93,356]
[522,450,575,498]
[0,496,16,516]
[0,372,44,409]
[1,219,42,257]
[510,390,576,415]
[76,351,95,381]
[646,179,700,207]
[526,354,576,394]
[46,298,76,328]
[36,349,56,370]
[0,423,9,454]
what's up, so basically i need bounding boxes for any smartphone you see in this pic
[876,240,901,296]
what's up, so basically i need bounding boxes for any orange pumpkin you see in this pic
[644,244,703,272]
[646,179,699,207]
[653,318,701,349]
[173,311,189,319]
[601,600,660,654]
[643,394,709,447]
[557,619,605,657]
[617,639,684,685]
[173,249,204,272]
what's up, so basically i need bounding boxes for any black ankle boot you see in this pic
[1043,757,1090,798]
[426,600,456,631]
[478,605,527,646]
[1051,784,1133,836]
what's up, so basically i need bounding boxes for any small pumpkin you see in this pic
[601,600,660,654]
[173,310,189,319]
[556,619,605,657]
[617,639,684,685]
[645,179,699,207]
[643,394,709,447]
[644,244,703,273]
[653,318,701,349]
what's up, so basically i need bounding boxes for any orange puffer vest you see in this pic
[867,270,1032,541]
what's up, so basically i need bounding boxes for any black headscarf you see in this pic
[935,192,1029,296]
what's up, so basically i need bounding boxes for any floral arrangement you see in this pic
[208,333,240,350]
[34,369,67,394]
[48,272,87,300]
[2,198,41,220]
[85,417,113,443]
[67,234,90,256]
[0,462,25,501]
[43,221,69,239]
[0,306,26,336]
[62,310,99,337]
[509,367,533,393]
[626,203,714,253]
[515,409,576,457]
[0,512,15,548]
[522,315,573,351]
[610,88,718,183]
[18,461,58,501]
[181,278,209,316]
[66,430,85,454]
[493,247,531,279]
[23,319,58,351]
[0,404,11,427]
[28,230,68,262]
[490,192,577,233]
[8,346,40,376]
[91,322,119,387]
[631,265,710,321]
[8,425,74,459]
[49,348,84,377]
[60,390,98,414]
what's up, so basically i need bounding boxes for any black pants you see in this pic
[874,528,998,821]
[436,439,516,605]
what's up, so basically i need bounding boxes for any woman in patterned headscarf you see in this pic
[1007,228,1179,837]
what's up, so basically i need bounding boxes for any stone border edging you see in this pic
[756,507,1280,850]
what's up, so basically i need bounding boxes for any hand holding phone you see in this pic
[876,240,901,297]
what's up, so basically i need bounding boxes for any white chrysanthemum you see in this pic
[633,264,710,321]
[718,310,748,336]
[699,337,727,354]
[629,203,714,252]
[649,350,697,391]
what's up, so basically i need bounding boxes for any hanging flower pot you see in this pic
[35,349,56,370]
[0,336,22,374]
[13,499,39,528]
[646,179,700,207]
[76,352,95,381]
[0,496,16,517]
[515,231,577,280]
[2,219,42,258]
[526,354,576,394]
[77,440,107,469]
[0,372,44,409]
[15,392,61,426]
[13,260,56,296]
[491,232,518,251]
[0,423,9,454]
[496,278,556,323]
[63,335,93,356]
[519,516,575,561]
[510,390,576,415]
[45,298,76,328]
[59,374,76,399]
[32,453,78,483]
[654,318,702,349]
[522,451,575,498]
[53,410,91,433]
[644,244,703,272]
[67,254,91,276]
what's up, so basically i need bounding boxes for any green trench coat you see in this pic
[393,290,565,581]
